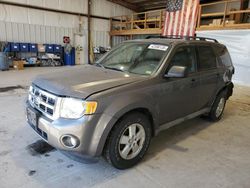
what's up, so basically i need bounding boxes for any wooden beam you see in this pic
[110,28,162,36]
[107,0,139,11]
[201,12,225,17]
[88,0,91,64]
[197,6,201,28]
[200,0,239,7]
[222,1,228,26]
[134,0,166,11]
[109,18,113,47]
[197,23,250,30]
[228,9,250,14]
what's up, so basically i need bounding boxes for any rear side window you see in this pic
[197,46,217,71]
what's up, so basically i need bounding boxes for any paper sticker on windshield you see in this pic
[148,44,168,51]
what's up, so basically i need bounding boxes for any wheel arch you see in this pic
[94,106,156,157]
[216,81,234,100]
[209,81,234,111]
[114,107,155,137]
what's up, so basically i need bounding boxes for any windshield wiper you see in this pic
[95,63,105,69]
[95,63,125,73]
[104,66,125,72]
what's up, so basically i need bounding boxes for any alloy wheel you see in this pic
[118,123,146,160]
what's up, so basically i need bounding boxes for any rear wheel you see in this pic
[104,112,152,169]
[208,91,227,121]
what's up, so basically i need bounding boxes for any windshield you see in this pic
[96,42,169,75]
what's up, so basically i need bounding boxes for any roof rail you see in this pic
[146,35,218,43]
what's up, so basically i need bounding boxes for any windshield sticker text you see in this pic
[148,44,168,51]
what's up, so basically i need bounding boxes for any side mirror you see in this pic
[165,65,188,78]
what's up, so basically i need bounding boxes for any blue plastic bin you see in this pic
[29,43,38,52]
[11,43,20,52]
[54,45,62,53]
[45,44,54,53]
[20,43,29,52]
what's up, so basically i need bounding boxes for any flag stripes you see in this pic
[162,0,199,37]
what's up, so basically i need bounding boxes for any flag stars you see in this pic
[166,0,183,12]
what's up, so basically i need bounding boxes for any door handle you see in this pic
[190,78,198,87]
[191,78,196,82]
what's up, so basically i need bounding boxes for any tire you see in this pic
[208,91,227,121]
[103,112,152,169]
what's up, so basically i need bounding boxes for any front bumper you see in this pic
[26,103,108,157]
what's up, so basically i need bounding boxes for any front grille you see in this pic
[29,85,57,119]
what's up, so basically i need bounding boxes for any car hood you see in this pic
[33,65,145,99]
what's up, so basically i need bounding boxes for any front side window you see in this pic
[97,43,169,75]
[169,46,197,73]
[197,46,217,71]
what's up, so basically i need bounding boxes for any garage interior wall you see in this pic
[0,0,133,63]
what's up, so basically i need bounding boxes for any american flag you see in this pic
[162,0,200,37]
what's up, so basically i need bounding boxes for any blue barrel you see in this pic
[0,52,9,71]
[63,47,75,66]
[64,53,71,66]
[71,47,75,66]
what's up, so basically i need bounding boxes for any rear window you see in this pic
[197,46,217,71]
[220,48,233,67]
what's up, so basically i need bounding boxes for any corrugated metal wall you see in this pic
[0,21,79,44]
[0,0,133,47]
[91,0,133,47]
[112,36,127,47]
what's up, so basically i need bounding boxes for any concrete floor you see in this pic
[1,67,250,188]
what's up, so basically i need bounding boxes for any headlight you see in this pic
[29,85,33,92]
[28,85,33,102]
[60,98,97,119]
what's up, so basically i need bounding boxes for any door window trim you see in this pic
[164,45,198,77]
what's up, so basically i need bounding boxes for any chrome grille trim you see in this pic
[28,85,59,120]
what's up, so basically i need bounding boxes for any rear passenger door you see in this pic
[196,45,219,108]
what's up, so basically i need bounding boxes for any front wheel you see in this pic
[103,112,152,169]
[208,91,227,121]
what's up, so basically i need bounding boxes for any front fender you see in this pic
[90,93,159,156]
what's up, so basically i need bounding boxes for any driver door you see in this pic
[158,46,201,125]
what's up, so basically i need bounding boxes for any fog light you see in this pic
[61,135,80,148]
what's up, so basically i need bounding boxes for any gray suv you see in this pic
[26,36,234,169]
